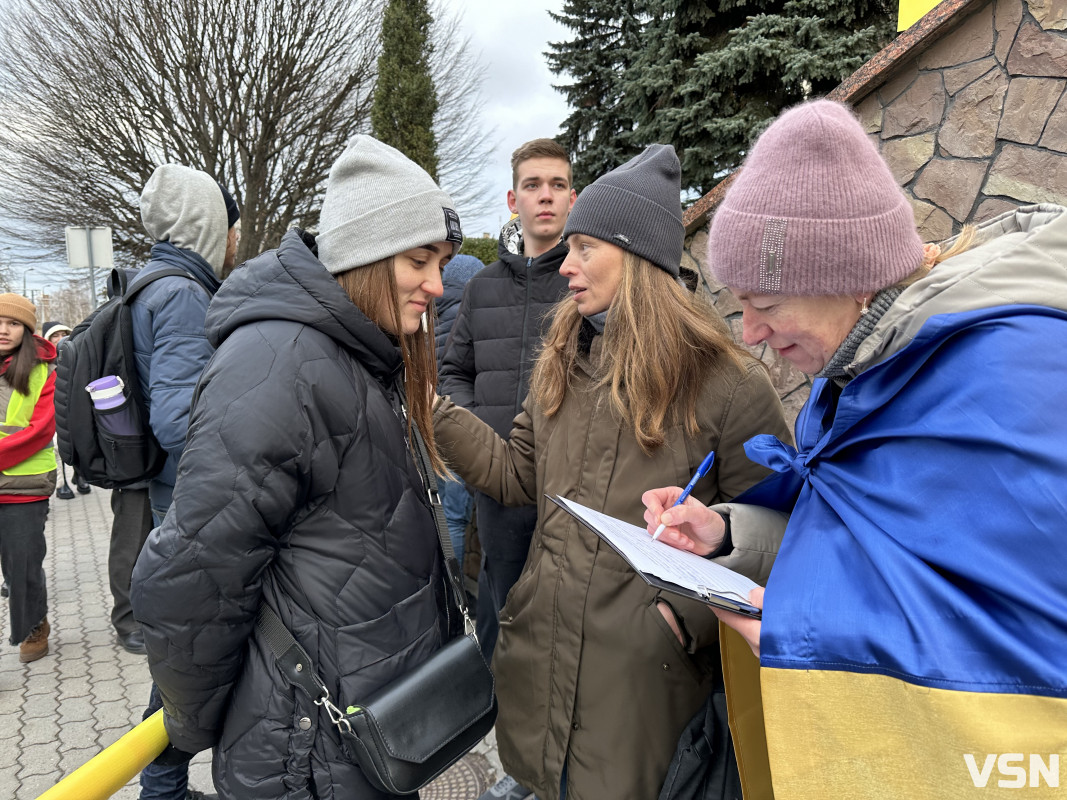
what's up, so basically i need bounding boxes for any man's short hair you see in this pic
[511,139,572,188]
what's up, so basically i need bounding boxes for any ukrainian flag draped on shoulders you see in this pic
[734,205,1067,799]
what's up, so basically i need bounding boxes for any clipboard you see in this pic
[548,495,762,619]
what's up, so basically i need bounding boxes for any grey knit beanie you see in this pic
[317,135,463,274]
[563,144,683,277]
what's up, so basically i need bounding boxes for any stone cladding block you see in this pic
[856,94,883,132]
[884,133,937,183]
[996,0,1026,62]
[1039,90,1067,150]
[975,198,1021,220]
[1007,21,1067,76]
[919,2,995,68]
[1027,0,1067,31]
[909,196,956,240]
[944,56,999,93]
[999,76,1066,144]
[984,143,1067,203]
[883,72,947,137]
[940,68,1009,157]
[915,158,991,220]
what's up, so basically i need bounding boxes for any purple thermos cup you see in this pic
[86,376,138,436]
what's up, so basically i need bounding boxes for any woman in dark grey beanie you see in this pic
[433,144,790,800]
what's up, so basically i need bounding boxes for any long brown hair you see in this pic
[334,259,445,473]
[1,325,41,396]
[531,251,750,454]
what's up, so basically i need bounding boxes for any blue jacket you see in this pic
[434,254,483,375]
[130,242,221,508]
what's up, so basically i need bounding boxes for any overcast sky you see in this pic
[440,0,570,238]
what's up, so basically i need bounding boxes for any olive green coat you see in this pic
[434,334,791,800]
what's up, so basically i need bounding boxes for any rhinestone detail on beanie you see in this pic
[758,218,787,293]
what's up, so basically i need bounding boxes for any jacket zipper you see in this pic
[516,257,533,412]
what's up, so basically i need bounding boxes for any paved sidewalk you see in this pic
[0,485,502,799]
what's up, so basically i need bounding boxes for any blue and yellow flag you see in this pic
[739,305,1067,798]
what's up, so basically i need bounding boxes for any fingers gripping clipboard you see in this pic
[549,495,762,619]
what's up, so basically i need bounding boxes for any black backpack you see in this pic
[54,266,188,488]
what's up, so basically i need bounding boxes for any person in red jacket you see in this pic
[0,293,57,662]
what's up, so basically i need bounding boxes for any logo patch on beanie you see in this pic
[759,218,787,293]
[443,207,463,245]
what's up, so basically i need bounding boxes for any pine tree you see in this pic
[550,0,894,195]
[546,0,643,190]
[371,0,439,180]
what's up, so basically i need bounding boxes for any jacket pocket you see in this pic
[336,581,442,702]
[646,597,706,685]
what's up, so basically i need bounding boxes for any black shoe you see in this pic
[0,581,7,598]
[116,629,147,655]
[75,474,92,494]
[186,790,218,800]
[56,484,75,500]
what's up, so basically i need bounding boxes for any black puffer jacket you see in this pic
[131,230,448,800]
[438,221,569,436]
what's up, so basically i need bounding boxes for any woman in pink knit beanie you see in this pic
[643,99,1067,799]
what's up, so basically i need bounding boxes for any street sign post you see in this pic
[65,226,113,306]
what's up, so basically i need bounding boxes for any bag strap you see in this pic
[404,404,474,632]
[121,267,190,304]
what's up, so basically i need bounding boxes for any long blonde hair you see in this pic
[531,252,749,454]
[335,259,445,473]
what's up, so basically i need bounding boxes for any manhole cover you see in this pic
[421,751,495,799]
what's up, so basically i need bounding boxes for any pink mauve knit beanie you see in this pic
[708,99,924,296]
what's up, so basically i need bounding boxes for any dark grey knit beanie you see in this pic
[563,144,683,277]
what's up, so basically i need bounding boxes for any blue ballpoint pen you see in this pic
[651,450,716,541]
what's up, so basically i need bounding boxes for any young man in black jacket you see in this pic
[440,139,575,800]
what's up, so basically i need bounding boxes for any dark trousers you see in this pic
[140,501,190,800]
[109,487,153,636]
[0,500,49,645]
[473,495,536,661]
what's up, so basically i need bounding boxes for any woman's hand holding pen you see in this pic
[641,487,727,556]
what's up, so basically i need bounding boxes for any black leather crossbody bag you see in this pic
[257,418,496,795]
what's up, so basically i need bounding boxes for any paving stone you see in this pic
[15,771,54,800]
[16,741,61,777]
[21,693,58,721]
[57,718,97,750]
[56,695,94,725]
[0,764,19,798]
[94,698,138,731]
[90,677,128,703]
[57,745,97,777]
[19,716,60,747]
[22,673,60,698]
[58,675,93,701]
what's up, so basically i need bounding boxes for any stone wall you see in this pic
[685,0,1066,426]
[857,0,1067,240]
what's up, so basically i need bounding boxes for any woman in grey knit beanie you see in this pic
[433,144,790,800]
[644,98,1067,800]
[131,136,476,799]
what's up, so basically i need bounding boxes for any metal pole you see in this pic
[85,226,96,306]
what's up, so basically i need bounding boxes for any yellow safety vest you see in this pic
[1,362,56,477]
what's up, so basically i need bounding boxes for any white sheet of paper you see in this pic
[557,496,758,604]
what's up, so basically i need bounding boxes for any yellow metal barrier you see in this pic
[36,709,169,800]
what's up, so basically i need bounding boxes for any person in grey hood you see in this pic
[131,163,239,800]
[132,135,464,799]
